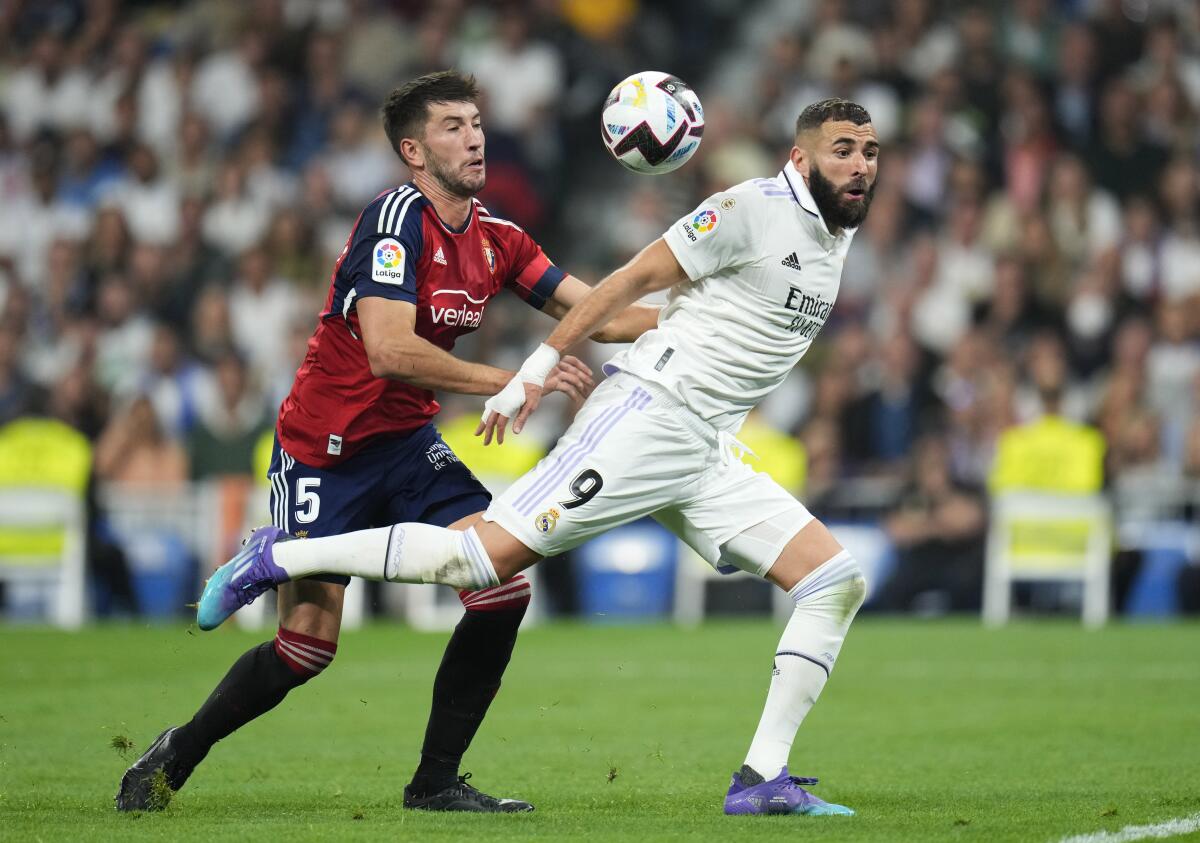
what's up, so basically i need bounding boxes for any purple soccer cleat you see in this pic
[723,765,855,816]
[196,526,291,630]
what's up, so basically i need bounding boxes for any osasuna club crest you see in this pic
[481,237,496,274]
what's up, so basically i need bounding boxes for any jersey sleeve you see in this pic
[344,192,425,304]
[501,225,566,310]
[661,192,757,281]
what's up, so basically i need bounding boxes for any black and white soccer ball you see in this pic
[601,71,705,175]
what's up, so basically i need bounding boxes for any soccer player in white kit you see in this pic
[202,98,880,816]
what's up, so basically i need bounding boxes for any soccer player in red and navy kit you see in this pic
[117,71,659,813]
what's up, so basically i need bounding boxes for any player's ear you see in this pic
[399,138,424,170]
[790,144,809,178]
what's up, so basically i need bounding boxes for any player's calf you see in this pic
[731,539,865,815]
[116,626,339,812]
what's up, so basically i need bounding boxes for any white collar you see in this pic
[781,161,858,240]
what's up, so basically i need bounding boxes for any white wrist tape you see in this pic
[481,344,560,421]
[517,343,560,387]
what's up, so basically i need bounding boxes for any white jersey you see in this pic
[604,161,857,432]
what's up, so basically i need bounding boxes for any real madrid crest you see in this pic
[481,237,496,274]
[534,507,560,534]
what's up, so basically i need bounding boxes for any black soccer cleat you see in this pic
[403,772,534,813]
[115,727,201,812]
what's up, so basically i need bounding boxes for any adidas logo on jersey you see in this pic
[433,246,447,265]
[781,252,802,272]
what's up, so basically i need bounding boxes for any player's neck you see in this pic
[413,173,473,230]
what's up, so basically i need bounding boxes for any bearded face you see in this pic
[422,141,485,198]
[807,162,876,231]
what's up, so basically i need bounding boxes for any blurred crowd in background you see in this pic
[3,0,1200,618]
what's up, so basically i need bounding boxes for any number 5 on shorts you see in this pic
[295,478,321,523]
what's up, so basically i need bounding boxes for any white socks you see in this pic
[743,550,866,779]
[271,524,500,591]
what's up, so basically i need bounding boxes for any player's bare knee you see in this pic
[475,520,540,582]
[279,580,346,643]
[765,519,845,591]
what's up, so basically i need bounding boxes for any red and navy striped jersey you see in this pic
[278,183,565,467]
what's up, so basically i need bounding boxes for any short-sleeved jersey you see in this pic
[278,183,565,467]
[604,161,857,432]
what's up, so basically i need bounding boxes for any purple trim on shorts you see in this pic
[513,387,651,516]
[511,405,623,512]
[511,386,647,513]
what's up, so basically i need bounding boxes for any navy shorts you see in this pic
[267,424,491,585]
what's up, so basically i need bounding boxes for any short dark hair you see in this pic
[381,70,480,159]
[795,98,872,136]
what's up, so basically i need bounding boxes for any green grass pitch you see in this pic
[2,619,1199,841]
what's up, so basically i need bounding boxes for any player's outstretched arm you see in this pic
[541,275,661,343]
[358,297,593,400]
[543,240,685,354]
[477,239,686,444]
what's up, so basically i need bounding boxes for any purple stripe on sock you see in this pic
[515,387,651,516]
[512,387,650,512]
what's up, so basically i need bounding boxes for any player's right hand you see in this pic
[544,355,594,404]
[477,355,593,446]
[510,355,593,437]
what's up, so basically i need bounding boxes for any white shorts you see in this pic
[483,373,812,577]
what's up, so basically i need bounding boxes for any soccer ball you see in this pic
[601,71,704,175]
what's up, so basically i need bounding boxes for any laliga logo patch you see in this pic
[373,238,405,284]
[692,209,718,232]
[680,208,719,244]
[534,507,561,534]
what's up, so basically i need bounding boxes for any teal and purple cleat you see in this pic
[196,526,290,630]
[723,765,854,816]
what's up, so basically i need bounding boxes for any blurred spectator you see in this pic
[1084,78,1168,201]
[57,129,123,209]
[1045,153,1121,269]
[191,28,265,140]
[228,245,302,383]
[94,396,189,488]
[461,5,565,142]
[844,330,931,472]
[202,161,271,256]
[166,112,217,198]
[318,100,401,210]
[102,142,181,245]
[1117,196,1163,304]
[3,32,92,142]
[1156,156,1200,302]
[1146,301,1200,456]
[1013,332,1090,423]
[0,321,43,424]
[94,274,153,394]
[266,208,323,291]
[188,351,266,479]
[135,323,209,440]
[190,285,236,365]
[997,0,1058,75]
[993,367,1106,495]
[1053,22,1099,145]
[878,436,987,613]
